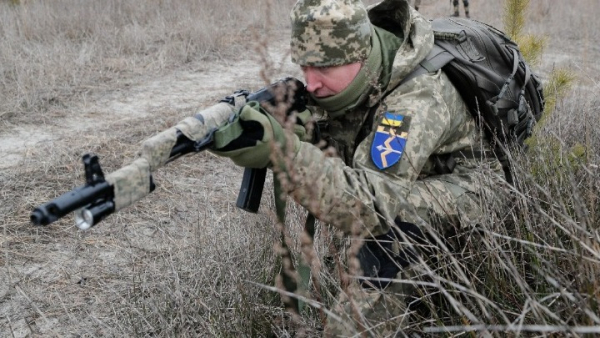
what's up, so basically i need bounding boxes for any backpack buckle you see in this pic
[507,108,519,127]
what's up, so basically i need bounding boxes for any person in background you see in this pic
[452,0,470,18]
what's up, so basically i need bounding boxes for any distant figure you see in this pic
[413,0,421,11]
[452,0,470,18]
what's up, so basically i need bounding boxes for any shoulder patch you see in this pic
[371,112,411,170]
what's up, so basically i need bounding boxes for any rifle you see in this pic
[30,77,308,230]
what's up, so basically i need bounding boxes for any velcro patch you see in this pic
[371,112,411,169]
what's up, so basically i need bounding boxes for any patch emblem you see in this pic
[371,112,411,169]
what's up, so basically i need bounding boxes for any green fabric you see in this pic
[375,25,404,93]
[293,109,314,142]
[211,101,302,169]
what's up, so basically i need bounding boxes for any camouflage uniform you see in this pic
[290,0,505,335]
[453,0,470,18]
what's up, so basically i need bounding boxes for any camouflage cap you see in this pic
[290,0,372,67]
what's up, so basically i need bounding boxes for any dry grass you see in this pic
[1,0,599,337]
[0,0,296,126]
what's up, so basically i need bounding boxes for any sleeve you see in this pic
[287,71,473,237]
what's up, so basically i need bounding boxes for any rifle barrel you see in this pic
[30,181,113,226]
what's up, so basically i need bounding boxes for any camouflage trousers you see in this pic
[324,159,508,337]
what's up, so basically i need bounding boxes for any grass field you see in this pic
[1,0,599,336]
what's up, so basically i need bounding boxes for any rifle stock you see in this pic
[30,77,307,228]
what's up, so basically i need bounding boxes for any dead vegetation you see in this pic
[1,0,599,337]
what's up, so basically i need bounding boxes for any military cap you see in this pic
[290,0,372,67]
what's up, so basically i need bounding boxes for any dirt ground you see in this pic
[2,2,599,337]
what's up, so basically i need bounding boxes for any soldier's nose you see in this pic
[303,68,322,93]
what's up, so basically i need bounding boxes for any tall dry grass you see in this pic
[1,0,599,337]
[0,0,295,125]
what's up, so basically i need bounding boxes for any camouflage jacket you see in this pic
[288,5,497,237]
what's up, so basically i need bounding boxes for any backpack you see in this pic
[402,17,545,180]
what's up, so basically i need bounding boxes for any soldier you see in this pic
[453,0,470,18]
[211,0,508,335]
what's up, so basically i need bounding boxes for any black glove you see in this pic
[357,219,427,289]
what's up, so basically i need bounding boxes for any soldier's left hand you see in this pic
[210,101,302,169]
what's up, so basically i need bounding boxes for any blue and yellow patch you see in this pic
[371,112,411,169]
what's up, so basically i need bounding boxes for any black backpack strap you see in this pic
[490,48,520,111]
[398,45,455,87]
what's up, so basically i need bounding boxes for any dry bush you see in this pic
[417,91,600,335]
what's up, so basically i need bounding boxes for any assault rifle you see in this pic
[30,77,308,230]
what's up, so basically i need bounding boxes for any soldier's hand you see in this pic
[210,101,301,169]
[292,108,314,142]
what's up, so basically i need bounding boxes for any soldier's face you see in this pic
[301,62,362,98]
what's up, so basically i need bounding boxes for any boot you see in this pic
[452,5,459,17]
[415,6,419,11]
[465,5,470,18]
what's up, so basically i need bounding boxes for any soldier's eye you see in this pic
[318,66,333,75]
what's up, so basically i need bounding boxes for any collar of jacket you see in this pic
[373,4,435,99]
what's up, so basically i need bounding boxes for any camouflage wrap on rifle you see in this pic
[140,127,179,172]
[178,99,243,142]
[106,158,152,211]
[138,102,237,172]
[184,101,241,138]
[113,102,236,211]
[176,117,208,143]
